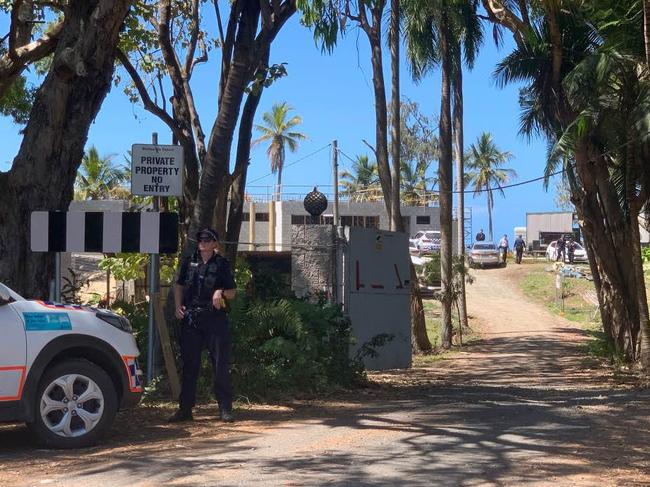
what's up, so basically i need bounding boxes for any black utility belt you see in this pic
[186,305,226,314]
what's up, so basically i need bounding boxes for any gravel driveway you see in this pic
[1,265,648,486]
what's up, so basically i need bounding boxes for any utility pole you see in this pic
[332,140,339,229]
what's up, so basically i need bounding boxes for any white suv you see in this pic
[0,282,143,448]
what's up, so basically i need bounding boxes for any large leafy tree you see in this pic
[485,0,650,367]
[253,102,307,200]
[0,0,134,297]
[118,1,299,263]
[391,99,439,206]
[465,132,516,242]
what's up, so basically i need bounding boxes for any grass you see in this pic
[414,297,479,365]
[518,262,615,361]
[519,263,596,323]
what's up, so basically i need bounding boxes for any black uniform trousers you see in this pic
[179,310,232,412]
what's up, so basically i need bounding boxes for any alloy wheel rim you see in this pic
[39,373,105,438]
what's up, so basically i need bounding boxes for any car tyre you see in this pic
[27,358,118,449]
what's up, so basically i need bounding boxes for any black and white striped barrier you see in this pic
[30,211,179,254]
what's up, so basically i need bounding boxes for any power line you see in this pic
[337,145,568,195]
[247,143,332,184]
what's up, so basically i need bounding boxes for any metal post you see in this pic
[147,132,159,383]
[54,252,61,302]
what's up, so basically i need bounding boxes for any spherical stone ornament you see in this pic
[303,186,328,217]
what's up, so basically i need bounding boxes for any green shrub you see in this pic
[422,253,441,285]
[227,296,364,400]
[110,300,149,364]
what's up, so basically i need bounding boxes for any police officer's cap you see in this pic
[196,228,219,241]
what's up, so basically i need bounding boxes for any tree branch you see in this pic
[260,0,272,28]
[357,1,372,37]
[184,0,200,78]
[219,0,244,105]
[481,0,528,48]
[214,0,226,47]
[256,0,296,48]
[116,48,184,143]
[183,78,207,162]
[8,0,26,61]
[0,19,62,99]
[189,36,208,77]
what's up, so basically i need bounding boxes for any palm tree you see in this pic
[487,1,650,366]
[75,146,127,200]
[465,133,516,242]
[253,102,307,201]
[404,0,482,348]
[339,155,381,202]
[400,159,436,206]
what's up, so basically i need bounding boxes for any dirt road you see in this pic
[1,265,649,486]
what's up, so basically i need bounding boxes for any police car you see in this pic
[0,282,142,448]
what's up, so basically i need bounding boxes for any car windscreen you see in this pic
[473,244,496,250]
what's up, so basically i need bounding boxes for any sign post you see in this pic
[132,136,183,384]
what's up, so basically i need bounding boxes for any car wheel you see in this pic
[27,358,118,449]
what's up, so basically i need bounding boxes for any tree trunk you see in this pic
[192,2,261,241]
[410,262,432,352]
[452,51,468,332]
[226,69,266,263]
[573,140,640,360]
[631,219,650,369]
[276,166,283,202]
[367,10,393,220]
[0,0,133,298]
[439,14,454,349]
[643,0,650,67]
[389,0,401,232]
[487,193,494,242]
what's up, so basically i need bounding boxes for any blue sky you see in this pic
[0,9,562,243]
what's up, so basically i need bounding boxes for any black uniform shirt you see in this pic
[176,252,236,307]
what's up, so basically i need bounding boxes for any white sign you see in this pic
[131,144,184,196]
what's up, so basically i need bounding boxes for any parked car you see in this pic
[412,230,441,253]
[0,282,143,448]
[468,242,504,268]
[409,239,420,255]
[546,240,588,262]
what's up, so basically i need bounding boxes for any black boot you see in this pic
[168,408,193,423]
[219,409,234,423]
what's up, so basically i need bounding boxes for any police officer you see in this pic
[567,236,576,264]
[168,228,237,423]
[556,235,566,262]
[514,235,526,264]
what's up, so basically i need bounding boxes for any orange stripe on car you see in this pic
[0,366,26,401]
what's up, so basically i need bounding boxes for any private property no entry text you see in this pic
[131,144,184,196]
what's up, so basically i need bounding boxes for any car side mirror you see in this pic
[0,289,14,306]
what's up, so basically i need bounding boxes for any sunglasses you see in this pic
[198,238,215,243]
